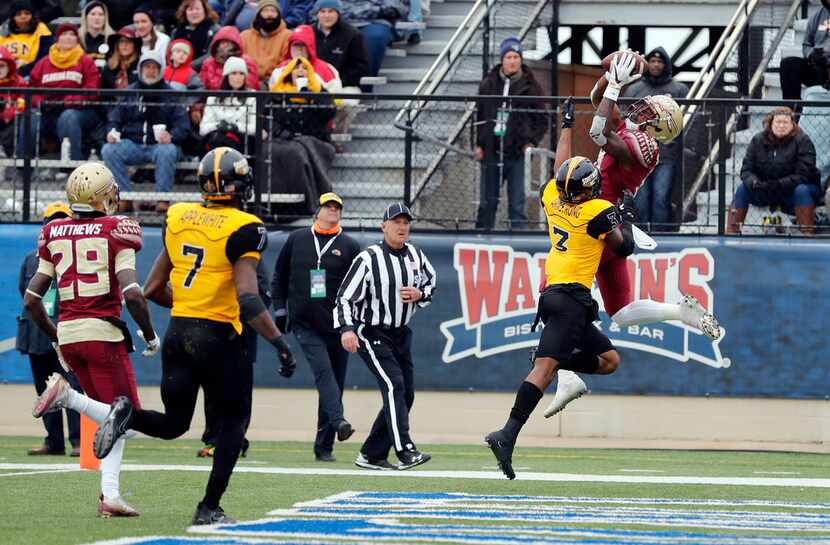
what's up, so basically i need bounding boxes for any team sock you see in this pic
[504,381,543,442]
[611,299,680,326]
[63,390,111,424]
[559,351,601,374]
[101,437,125,500]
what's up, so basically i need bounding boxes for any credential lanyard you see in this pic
[312,227,341,269]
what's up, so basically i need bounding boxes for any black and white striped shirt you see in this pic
[334,241,437,331]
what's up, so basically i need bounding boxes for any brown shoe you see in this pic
[155,201,169,213]
[118,200,133,213]
[28,444,65,456]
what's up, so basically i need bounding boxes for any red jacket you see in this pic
[29,49,100,110]
[198,26,259,91]
[277,25,336,84]
[0,46,26,125]
[163,38,198,87]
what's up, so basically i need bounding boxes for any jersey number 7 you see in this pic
[552,226,569,252]
[182,244,205,288]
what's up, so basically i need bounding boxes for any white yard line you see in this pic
[0,468,78,477]
[1,462,829,488]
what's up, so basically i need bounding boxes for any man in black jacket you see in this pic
[271,192,362,461]
[475,37,547,230]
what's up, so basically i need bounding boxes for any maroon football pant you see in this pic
[60,341,141,408]
[596,247,633,317]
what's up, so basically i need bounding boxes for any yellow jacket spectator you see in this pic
[0,0,53,77]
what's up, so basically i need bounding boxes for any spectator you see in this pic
[779,1,830,114]
[312,0,368,142]
[728,107,821,235]
[98,0,141,31]
[268,56,336,213]
[26,24,102,162]
[271,192,361,462]
[171,0,220,68]
[17,202,84,458]
[208,0,231,19]
[0,0,54,77]
[474,37,547,230]
[281,0,314,28]
[0,0,62,28]
[222,0,259,31]
[338,0,405,85]
[134,5,171,62]
[101,27,141,89]
[102,49,190,213]
[200,55,257,152]
[403,0,422,45]
[271,24,340,93]
[163,38,204,91]
[79,1,115,68]
[622,46,688,231]
[199,25,259,89]
[240,0,290,82]
[0,46,25,160]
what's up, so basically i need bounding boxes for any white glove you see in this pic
[52,342,69,372]
[136,329,160,356]
[607,52,641,86]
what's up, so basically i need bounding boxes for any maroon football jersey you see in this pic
[599,120,659,204]
[37,215,142,322]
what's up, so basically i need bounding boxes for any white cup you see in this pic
[108,128,121,142]
[295,77,308,90]
[152,123,167,141]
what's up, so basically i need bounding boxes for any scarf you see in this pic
[313,221,340,235]
[48,44,85,69]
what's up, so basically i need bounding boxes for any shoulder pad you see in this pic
[110,216,143,250]
[624,130,659,169]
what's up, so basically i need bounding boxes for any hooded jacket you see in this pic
[271,25,340,91]
[240,2,290,81]
[28,43,101,111]
[171,18,220,69]
[107,50,191,146]
[269,56,335,141]
[163,38,204,91]
[0,46,26,125]
[0,17,53,77]
[199,26,260,90]
[622,46,688,164]
[314,17,368,88]
[475,64,547,159]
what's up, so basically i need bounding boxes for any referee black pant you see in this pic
[130,318,250,510]
[355,324,415,461]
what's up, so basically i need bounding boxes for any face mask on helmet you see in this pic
[197,147,254,204]
[625,95,682,143]
[555,157,600,204]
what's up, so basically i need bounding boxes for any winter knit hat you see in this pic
[134,4,155,22]
[170,40,192,57]
[499,37,522,60]
[257,0,280,12]
[312,0,343,13]
[222,55,247,76]
[54,23,80,40]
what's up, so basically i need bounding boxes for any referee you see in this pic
[335,202,437,471]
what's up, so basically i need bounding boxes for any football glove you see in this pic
[617,189,637,224]
[137,329,160,356]
[271,336,295,378]
[561,97,575,129]
[607,52,642,87]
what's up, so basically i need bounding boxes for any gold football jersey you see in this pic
[165,202,266,333]
[540,181,621,289]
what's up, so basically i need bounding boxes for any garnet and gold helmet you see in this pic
[66,163,119,215]
[625,94,683,143]
[555,156,601,204]
[197,147,254,203]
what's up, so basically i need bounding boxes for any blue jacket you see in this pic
[281,0,315,27]
[106,81,191,146]
[16,251,54,356]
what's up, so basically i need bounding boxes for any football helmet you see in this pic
[197,147,254,203]
[555,156,601,204]
[625,94,683,143]
[66,163,119,215]
[42,201,72,221]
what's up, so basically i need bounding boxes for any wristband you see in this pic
[26,289,44,299]
[121,282,141,294]
[603,82,621,102]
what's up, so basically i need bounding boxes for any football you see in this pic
[601,50,648,77]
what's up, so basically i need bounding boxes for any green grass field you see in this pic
[1,436,828,545]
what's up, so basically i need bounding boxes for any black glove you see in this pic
[617,189,637,224]
[378,5,399,23]
[271,336,295,378]
[561,97,575,129]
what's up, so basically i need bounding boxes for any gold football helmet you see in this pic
[626,94,683,143]
[66,163,120,214]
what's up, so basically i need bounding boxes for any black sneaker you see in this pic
[191,503,237,525]
[485,429,516,480]
[354,452,397,470]
[397,448,431,470]
[315,452,336,462]
[93,396,133,459]
[336,420,354,442]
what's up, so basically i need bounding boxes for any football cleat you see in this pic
[197,445,215,458]
[354,452,398,470]
[32,373,72,418]
[485,429,516,480]
[94,396,134,459]
[192,503,236,525]
[98,494,139,517]
[397,449,431,470]
[543,370,588,418]
[679,294,722,340]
